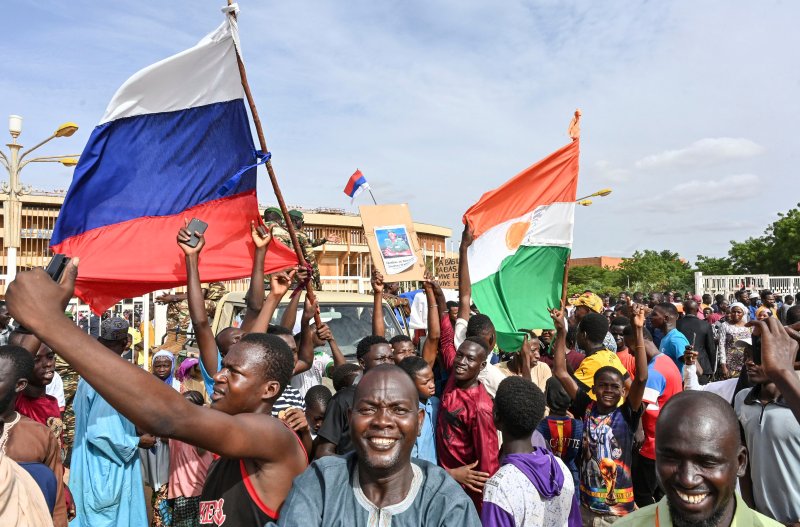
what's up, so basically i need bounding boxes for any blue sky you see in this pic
[3,1,799,260]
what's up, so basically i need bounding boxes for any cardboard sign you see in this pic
[360,204,426,281]
[437,257,460,289]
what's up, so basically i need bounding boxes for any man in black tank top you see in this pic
[6,232,308,526]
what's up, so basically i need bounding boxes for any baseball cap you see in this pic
[100,317,129,341]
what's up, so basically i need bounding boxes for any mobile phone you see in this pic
[751,335,762,365]
[46,254,69,282]
[185,218,208,248]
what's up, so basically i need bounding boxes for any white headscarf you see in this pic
[729,302,748,322]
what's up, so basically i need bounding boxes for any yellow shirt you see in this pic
[615,495,781,527]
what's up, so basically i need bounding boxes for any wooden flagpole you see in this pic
[226,3,322,326]
[560,109,581,312]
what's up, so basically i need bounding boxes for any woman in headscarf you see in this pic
[717,302,751,378]
[141,351,179,526]
[174,359,210,404]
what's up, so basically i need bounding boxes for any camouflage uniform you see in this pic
[296,231,327,290]
[267,222,292,250]
[55,354,78,466]
[162,282,227,353]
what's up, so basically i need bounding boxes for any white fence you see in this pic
[695,272,800,300]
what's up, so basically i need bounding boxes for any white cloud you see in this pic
[634,138,765,171]
[593,160,632,183]
[643,173,759,211]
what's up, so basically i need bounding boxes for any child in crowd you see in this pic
[330,363,361,392]
[537,377,583,490]
[551,306,648,523]
[304,385,332,440]
[482,376,580,527]
[398,355,440,464]
[168,390,214,527]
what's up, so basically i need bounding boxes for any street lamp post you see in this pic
[576,188,612,204]
[0,115,79,283]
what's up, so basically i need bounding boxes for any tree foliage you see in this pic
[616,250,693,293]
[694,255,734,275]
[568,250,693,296]
[696,203,800,276]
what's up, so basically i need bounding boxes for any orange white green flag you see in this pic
[463,112,580,351]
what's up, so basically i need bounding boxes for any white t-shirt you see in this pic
[45,371,66,409]
[483,455,576,527]
[290,350,333,398]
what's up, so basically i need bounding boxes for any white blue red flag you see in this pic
[343,169,370,203]
[51,9,298,312]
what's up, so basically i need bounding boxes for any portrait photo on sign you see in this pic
[375,225,417,274]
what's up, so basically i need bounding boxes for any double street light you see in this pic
[0,115,79,283]
[576,188,612,207]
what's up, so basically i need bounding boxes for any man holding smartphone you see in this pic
[734,318,800,524]
[4,220,309,526]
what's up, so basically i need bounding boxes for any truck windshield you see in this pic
[229,303,404,360]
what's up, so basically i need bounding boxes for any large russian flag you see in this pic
[51,13,298,313]
[463,138,579,351]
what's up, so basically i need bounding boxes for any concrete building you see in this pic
[0,193,453,295]
[569,256,623,269]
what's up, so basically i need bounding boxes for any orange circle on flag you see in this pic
[505,221,530,250]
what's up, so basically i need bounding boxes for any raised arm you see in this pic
[549,308,579,400]
[178,222,218,377]
[6,264,301,462]
[293,296,318,375]
[371,269,385,337]
[457,224,473,322]
[627,303,649,411]
[758,317,800,423]
[241,221,271,331]
[517,335,533,382]
[246,269,296,334]
[421,279,441,368]
[315,323,346,373]
[280,287,302,331]
[429,277,449,321]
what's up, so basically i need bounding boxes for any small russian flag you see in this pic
[343,169,370,203]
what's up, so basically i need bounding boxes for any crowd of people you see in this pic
[1,219,800,527]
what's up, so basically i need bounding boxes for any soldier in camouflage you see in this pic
[263,207,292,249]
[289,209,330,290]
[155,282,227,353]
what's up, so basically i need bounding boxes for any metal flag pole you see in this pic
[225,2,322,326]
[367,188,378,205]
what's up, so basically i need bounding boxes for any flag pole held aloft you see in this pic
[462,110,581,351]
[224,2,322,326]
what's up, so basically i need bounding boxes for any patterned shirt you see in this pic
[482,453,578,527]
[571,391,642,516]
[271,385,306,418]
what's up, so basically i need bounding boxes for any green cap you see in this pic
[288,210,304,220]
[264,206,282,215]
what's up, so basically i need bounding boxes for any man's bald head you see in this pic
[658,391,740,443]
[683,300,699,316]
[354,364,419,406]
[656,391,746,527]
[350,364,423,476]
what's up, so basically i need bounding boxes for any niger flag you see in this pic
[463,134,579,351]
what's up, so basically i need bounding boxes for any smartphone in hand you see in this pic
[185,219,208,248]
[46,254,69,282]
